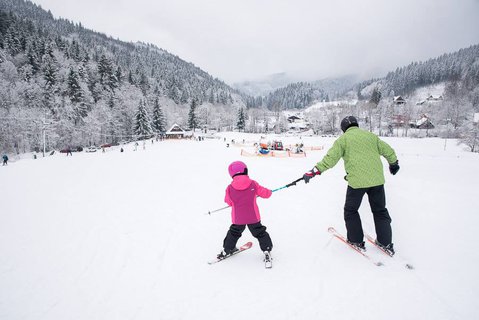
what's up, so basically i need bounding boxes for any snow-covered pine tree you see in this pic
[134,98,152,139]
[98,54,118,92]
[368,87,382,132]
[42,54,58,88]
[67,67,84,104]
[188,98,198,131]
[370,87,382,106]
[236,107,246,131]
[152,97,166,134]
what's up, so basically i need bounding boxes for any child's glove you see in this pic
[389,160,400,175]
[303,167,321,184]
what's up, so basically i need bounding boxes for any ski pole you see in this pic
[206,177,304,215]
[271,177,304,192]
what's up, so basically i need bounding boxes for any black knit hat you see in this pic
[341,116,359,132]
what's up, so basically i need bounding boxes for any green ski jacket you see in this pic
[315,127,398,189]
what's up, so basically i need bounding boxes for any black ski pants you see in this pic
[223,222,273,252]
[344,184,392,245]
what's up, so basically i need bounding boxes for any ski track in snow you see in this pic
[1,135,478,320]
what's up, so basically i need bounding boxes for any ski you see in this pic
[365,233,414,270]
[208,242,253,265]
[328,227,384,267]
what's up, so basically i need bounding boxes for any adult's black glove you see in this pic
[389,160,400,175]
[303,167,321,184]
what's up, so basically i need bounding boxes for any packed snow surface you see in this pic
[1,134,478,320]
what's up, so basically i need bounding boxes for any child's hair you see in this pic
[228,161,248,178]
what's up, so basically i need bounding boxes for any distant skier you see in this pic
[302,116,399,256]
[2,154,8,165]
[217,161,274,264]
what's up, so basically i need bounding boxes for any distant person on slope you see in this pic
[2,154,8,165]
[302,116,400,256]
[218,161,274,263]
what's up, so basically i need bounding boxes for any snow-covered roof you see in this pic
[166,123,185,134]
[393,96,406,103]
[426,95,443,101]
[415,115,433,127]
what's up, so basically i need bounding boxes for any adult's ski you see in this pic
[364,233,414,270]
[328,227,384,267]
[208,242,253,265]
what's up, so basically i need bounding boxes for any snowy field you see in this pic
[1,133,478,320]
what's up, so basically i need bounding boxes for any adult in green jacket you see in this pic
[303,116,400,255]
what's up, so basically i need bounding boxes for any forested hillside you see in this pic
[0,0,246,153]
[356,44,479,99]
[254,76,357,110]
[256,45,479,111]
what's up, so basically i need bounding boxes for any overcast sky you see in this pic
[30,0,479,84]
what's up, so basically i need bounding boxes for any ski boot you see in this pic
[375,240,395,256]
[216,247,239,259]
[264,251,272,269]
[347,240,366,252]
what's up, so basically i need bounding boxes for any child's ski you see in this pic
[328,227,384,267]
[264,251,272,269]
[364,233,414,270]
[208,242,253,265]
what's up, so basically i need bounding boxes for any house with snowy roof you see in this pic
[287,115,301,123]
[393,96,406,105]
[165,123,188,139]
[410,115,434,129]
[426,95,443,102]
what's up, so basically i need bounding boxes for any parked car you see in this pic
[61,146,83,153]
[61,146,84,152]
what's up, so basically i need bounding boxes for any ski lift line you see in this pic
[0,116,55,127]
[0,116,44,122]
[0,116,147,139]
[44,121,158,139]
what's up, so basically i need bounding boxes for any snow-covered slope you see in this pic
[1,135,478,320]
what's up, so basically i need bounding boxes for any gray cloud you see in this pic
[31,0,479,83]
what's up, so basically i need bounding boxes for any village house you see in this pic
[285,112,310,132]
[416,95,444,105]
[410,114,435,129]
[287,115,301,123]
[393,96,406,105]
[426,95,443,102]
[165,123,188,139]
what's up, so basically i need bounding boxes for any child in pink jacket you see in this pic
[217,161,273,260]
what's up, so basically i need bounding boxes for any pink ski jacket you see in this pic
[224,175,272,225]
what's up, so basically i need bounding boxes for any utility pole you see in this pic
[41,112,53,157]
